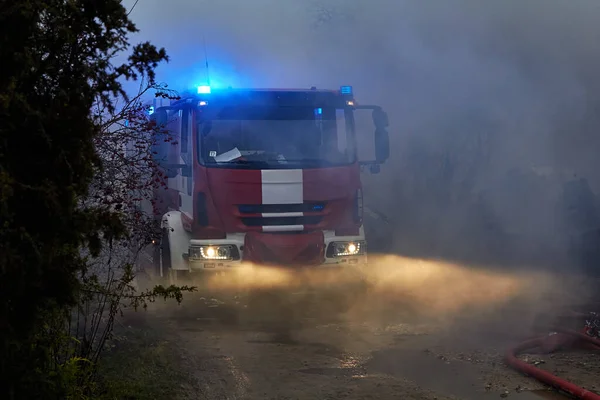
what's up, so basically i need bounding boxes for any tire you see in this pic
[151,228,172,284]
[161,228,172,270]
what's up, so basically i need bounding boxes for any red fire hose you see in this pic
[505,327,600,400]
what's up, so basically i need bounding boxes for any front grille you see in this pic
[243,231,325,266]
[241,215,323,227]
[238,203,325,214]
[256,244,323,266]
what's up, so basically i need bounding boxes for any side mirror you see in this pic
[374,127,390,163]
[355,105,390,172]
[373,108,389,129]
[151,109,169,159]
[151,109,176,177]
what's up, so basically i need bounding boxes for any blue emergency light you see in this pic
[197,85,211,94]
[340,85,353,95]
[147,106,154,115]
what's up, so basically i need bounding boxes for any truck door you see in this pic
[152,107,194,217]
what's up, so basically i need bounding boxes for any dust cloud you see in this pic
[173,255,578,332]
[203,257,526,317]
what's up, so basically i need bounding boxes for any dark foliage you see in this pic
[0,1,167,398]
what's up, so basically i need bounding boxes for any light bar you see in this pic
[197,85,211,94]
[340,85,353,95]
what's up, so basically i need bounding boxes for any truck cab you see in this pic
[148,85,389,281]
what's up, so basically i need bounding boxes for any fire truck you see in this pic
[144,85,390,286]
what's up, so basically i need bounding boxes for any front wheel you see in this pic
[150,229,169,281]
[152,228,190,286]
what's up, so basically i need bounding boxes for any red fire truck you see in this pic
[145,85,389,285]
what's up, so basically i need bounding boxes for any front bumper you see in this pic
[186,255,368,272]
[184,231,368,272]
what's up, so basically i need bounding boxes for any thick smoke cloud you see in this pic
[126,0,600,271]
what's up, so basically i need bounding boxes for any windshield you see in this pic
[197,106,355,169]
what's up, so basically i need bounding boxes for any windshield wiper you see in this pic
[217,159,272,168]
[282,158,334,166]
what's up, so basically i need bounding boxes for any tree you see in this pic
[0,1,178,397]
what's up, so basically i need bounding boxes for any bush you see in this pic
[0,1,193,398]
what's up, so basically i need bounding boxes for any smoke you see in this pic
[125,0,600,272]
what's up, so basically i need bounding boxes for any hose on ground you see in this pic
[505,327,600,400]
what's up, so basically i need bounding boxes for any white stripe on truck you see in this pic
[260,169,304,232]
[260,169,303,205]
[261,212,303,218]
[262,225,304,232]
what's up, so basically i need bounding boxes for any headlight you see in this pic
[327,241,366,257]
[188,245,240,261]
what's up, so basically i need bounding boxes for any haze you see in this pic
[126,0,600,271]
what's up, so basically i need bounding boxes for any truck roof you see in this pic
[170,86,354,109]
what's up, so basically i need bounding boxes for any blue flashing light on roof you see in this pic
[340,85,353,95]
[147,106,154,115]
[316,107,322,115]
[197,85,211,94]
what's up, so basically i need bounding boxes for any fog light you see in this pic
[328,241,366,257]
[189,245,240,261]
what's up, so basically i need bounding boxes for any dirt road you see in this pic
[139,258,599,400]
